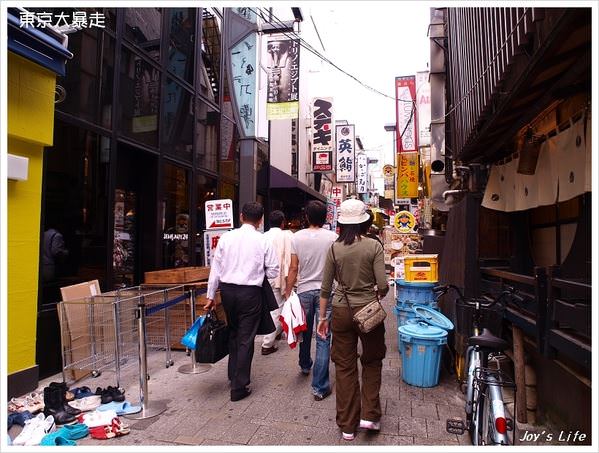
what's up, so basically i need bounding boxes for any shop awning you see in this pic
[269,166,326,203]
[7,8,73,76]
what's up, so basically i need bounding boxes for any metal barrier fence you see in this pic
[58,284,212,419]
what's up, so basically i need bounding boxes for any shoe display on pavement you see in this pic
[261,346,278,355]
[359,419,381,431]
[12,413,46,446]
[313,389,332,401]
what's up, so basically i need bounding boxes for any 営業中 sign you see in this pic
[205,199,234,230]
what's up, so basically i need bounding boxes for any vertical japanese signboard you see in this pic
[335,124,355,182]
[416,71,431,146]
[311,97,334,172]
[325,200,338,231]
[356,153,368,194]
[266,38,300,120]
[395,76,418,153]
[383,164,395,200]
[203,229,228,267]
[330,184,344,208]
[396,152,419,199]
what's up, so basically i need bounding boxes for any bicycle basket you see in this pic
[455,300,504,338]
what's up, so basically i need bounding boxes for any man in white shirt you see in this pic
[205,202,279,402]
[261,210,294,355]
[284,200,337,401]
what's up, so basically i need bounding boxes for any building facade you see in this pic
[431,7,592,438]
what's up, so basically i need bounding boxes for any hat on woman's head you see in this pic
[337,199,370,225]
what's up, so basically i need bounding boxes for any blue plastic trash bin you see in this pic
[393,305,419,351]
[398,306,454,387]
[395,279,437,308]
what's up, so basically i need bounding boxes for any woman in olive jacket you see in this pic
[317,199,389,441]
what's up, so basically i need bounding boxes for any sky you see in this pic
[303,3,431,164]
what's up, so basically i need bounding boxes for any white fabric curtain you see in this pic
[482,114,589,212]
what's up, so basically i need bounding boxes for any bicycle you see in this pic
[434,284,524,445]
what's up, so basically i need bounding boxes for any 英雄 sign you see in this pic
[203,229,229,266]
[311,97,334,172]
[336,124,355,183]
[205,199,234,230]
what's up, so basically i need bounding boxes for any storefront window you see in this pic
[119,47,160,147]
[167,8,196,85]
[55,30,114,129]
[40,122,109,305]
[220,115,240,180]
[200,8,221,103]
[162,162,190,268]
[124,8,161,62]
[195,175,218,265]
[162,78,193,162]
[195,100,219,171]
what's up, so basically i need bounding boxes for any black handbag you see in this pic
[195,309,229,364]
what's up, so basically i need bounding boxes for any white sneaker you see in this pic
[25,415,55,446]
[12,413,45,445]
[342,432,355,441]
[359,419,381,431]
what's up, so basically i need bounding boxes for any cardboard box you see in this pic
[144,267,210,284]
[60,280,102,381]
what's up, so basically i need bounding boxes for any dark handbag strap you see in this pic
[330,244,354,324]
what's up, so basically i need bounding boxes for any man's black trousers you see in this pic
[219,283,262,399]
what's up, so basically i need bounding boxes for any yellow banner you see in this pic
[267,101,299,120]
[396,152,419,198]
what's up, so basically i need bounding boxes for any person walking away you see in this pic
[364,210,383,247]
[284,200,337,401]
[261,210,293,355]
[205,202,279,402]
[317,199,389,441]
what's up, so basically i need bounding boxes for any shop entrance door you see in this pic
[113,143,158,288]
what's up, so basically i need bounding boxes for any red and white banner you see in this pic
[395,76,418,153]
[311,97,334,172]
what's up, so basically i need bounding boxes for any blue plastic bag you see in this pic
[181,315,206,350]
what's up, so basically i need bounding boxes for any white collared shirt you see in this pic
[207,223,280,299]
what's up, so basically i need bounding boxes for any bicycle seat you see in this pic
[468,328,509,351]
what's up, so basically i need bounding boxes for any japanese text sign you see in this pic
[230,34,257,137]
[396,152,419,199]
[395,76,418,153]
[331,185,344,208]
[356,153,368,194]
[311,97,334,172]
[266,38,300,120]
[203,229,229,267]
[205,199,234,230]
[335,124,355,183]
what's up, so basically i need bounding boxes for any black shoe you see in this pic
[95,387,113,404]
[43,386,76,425]
[314,389,332,401]
[108,386,126,403]
[230,387,252,402]
[261,346,278,355]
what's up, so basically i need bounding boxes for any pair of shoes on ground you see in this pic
[7,410,34,429]
[313,389,332,401]
[43,384,81,425]
[261,345,278,355]
[8,392,44,414]
[39,422,89,446]
[67,395,102,412]
[97,400,141,415]
[89,417,130,440]
[342,419,381,442]
[230,386,251,402]
[12,413,55,446]
[70,386,95,399]
[95,386,126,404]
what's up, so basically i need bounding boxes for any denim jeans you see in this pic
[298,289,332,396]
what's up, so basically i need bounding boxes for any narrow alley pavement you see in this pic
[17,291,552,447]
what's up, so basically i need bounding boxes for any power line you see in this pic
[253,7,410,103]
[255,7,417,147]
